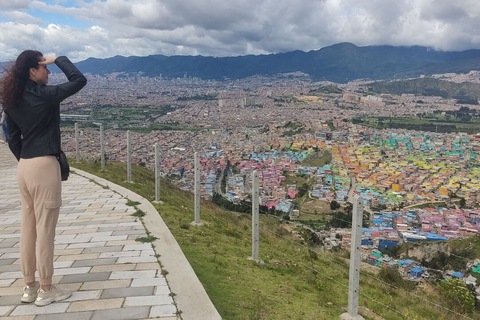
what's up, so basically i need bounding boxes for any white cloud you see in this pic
[0,0,30,10]
[1,10,43,25]
[2,0,480,61]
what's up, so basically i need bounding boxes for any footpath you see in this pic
[0,142,221,320]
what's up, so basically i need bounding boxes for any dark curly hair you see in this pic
[0,50,43,109]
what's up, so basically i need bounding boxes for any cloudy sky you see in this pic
[0,0,479,62]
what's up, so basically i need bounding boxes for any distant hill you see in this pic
[368,78,480,101]
[6,43,480,83]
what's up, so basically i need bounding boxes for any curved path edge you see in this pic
[71,167,222,320]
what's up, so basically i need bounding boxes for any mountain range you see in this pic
[7,43,480,83]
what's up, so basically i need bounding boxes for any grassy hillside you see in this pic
[72,160,479,320]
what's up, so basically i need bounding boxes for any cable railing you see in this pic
[63,122,480,320]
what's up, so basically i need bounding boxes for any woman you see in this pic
[0,51,87,306]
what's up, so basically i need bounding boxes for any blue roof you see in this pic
[452,272,464,278]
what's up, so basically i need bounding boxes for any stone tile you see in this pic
[54,249,83,256]
[0,316,35,320]
[131,277,168,287]
[149,304,178,318]
[109,270,156,280]
[36,311,93,320]
[80,279,131,291]
[67,242,107,249]
[155,286,171,295]
[98,251,139,259]
[71,258,117,268]
[65,290,102,302]
[91,306,150,320]
[118,256,158,264]
[125,295,174,307]
[0,271,23,279]
[90,264,136,273]
[59,272,110,284]
[101,286,154,299]
[56,253,99,262]
[0,279,16,286]
[67,298,124,312]
[54,261,74,268]
[0,294,21,306]
[135,263,160,271]
[53,267,91,276]
[82,246,123,254]
[0,305,13,316]
[123,244,152,251]
[106,240,138,246]
[10,302,69,316]
[0,258,17,266]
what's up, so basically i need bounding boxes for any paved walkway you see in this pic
[0,142,221,320]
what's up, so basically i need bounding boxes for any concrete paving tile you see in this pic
[91,306,150,320]
[0,294,21,306]
[67,242,107,249]
[109,270,156,280]
[0,279,16,286]
[131,277,168,287]
[125,295,173,307]
[56,253,99,262]
[36,311,94,320]
[0,305,14,316]
[65,290,102,302]
[90,264,136,273]
[54,248,84,255]
[105,240,138,246]
[123,244,152,251]
[0,315,35,320]
[80,279,131,291]
[118,256,158,264]
[54,261,75,268]
[135,263,160,271]
[53,266,91,276]
[90,235,129,242]
[67,298,124,312]
[60,272,111,284]
[0,258,17,266]
[61,228,98,235]
[82,245,123,254]
[100,286,154,299]
[98,251,139,259]
[0,271,23,279]
[155,286,172,295]
[10,302,69,316]
[72,258,117,268]
[149,304,178,318]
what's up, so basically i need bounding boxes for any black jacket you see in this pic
[5,56,87,160]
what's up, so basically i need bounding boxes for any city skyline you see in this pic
[1,0,480,62]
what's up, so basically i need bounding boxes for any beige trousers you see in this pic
[17,156,61,286]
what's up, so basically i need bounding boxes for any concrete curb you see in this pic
[71,167,222,320]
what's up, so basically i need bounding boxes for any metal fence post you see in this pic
[250,171,260,262]
[153,143,163,204]
[75,122,80,163]
[126,130,132,183]
[100,125,105,170]
[191,152,203,226]
[340,195,365,320]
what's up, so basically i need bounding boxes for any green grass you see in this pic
[72,160,480,320]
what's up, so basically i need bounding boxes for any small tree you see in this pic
[330,200,341,211]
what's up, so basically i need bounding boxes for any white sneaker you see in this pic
[21,282,40,303]
[34,284,71,306]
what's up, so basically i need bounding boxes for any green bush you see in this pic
[437,278,475,314]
